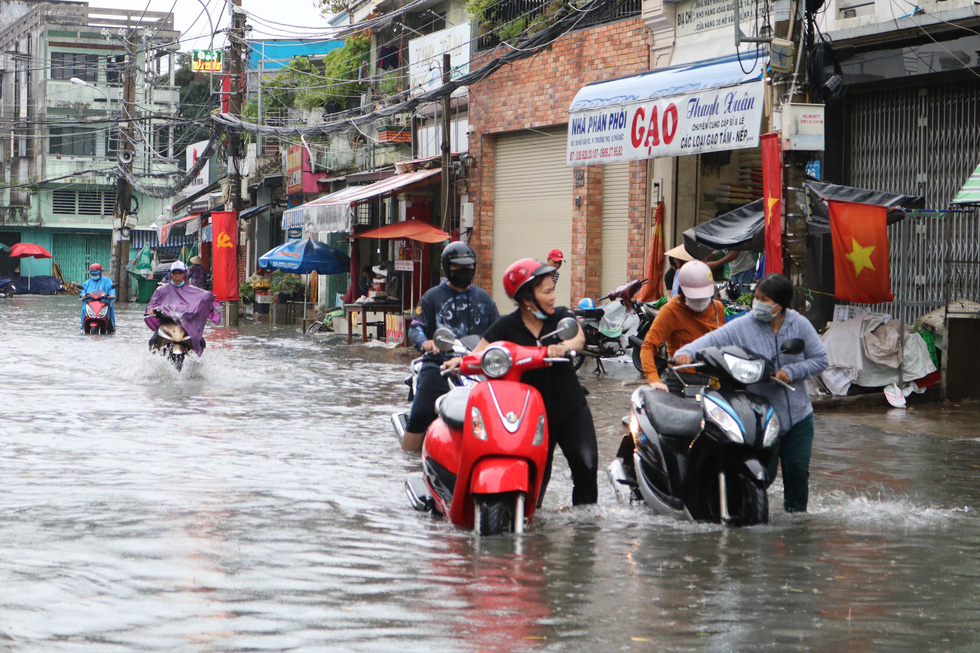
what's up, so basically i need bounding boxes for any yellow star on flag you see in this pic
[765,196,779,226]
[845,237,877,276]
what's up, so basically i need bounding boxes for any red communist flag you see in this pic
[635,201,665,302]
[828,200,894,304]
[211,210,239,301]
[761,133,783,275]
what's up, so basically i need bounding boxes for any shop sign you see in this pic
[566,81,764,166]
[385,314,405,345]
[192,49,222,73]
[408,22,471,97]
[394,260,414,272]
[286,145,304,195]
[182,139,210,196]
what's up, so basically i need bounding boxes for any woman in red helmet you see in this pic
[449,258,598,506]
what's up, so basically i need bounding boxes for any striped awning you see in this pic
[952,163,980,205]
[131,229,196,250]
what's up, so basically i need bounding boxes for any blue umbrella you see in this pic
[259,238,350,274]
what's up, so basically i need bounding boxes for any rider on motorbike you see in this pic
[145,260,221,354]
[79,263,115,331]
[640,260,724,394]
[450,258,598,506]
[402,242,499,452]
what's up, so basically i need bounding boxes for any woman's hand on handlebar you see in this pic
[442,357,462,372]
[774,369,791,384]
[547,343,572,358]
[673,354,692,366]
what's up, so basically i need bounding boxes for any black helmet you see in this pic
[441,241,477,277]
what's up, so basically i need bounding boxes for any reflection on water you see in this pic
[0,296,979,650]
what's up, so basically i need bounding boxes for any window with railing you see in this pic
[49,126,97,156]
[51,52,99,82]
[475,0,642,50]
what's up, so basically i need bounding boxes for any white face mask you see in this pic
[751,299,778,323]
[685,297,712,313]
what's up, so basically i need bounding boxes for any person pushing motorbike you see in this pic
[449,258,598,506]
[402,242,499,452]
[79,263,115,331]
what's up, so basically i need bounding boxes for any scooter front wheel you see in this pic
[723,471,769,526]
[476,494,517,536]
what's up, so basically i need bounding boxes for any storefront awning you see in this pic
[680,180,925,254]
[567,52,766,166]
[160,213,201,245]
[281,168,442,233]
[240,203,271,221]
[952,163,980,205]
[353,218,450,244]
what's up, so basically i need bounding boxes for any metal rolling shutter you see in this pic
[51,232,112,284]
[493,128,573,311]
[601,162,630,294]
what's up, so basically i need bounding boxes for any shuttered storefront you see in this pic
[493,128,573,311]
[848,79,980,321]
[600,162,630,294]
[51,231,112,284]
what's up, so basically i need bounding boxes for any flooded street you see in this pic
[2,295,979,651]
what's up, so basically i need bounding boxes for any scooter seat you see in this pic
[640,387,702,438]
[436,386,471,431]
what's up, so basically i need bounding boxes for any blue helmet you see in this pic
[578,298,596,310]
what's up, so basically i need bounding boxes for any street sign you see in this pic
[192,50,222,73]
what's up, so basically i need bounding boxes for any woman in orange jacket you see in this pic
[639,260,725,394]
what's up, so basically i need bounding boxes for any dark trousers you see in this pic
[539,404,598,506]
[406,363,449,434]
[767,413,814,512]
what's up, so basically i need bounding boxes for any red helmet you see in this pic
[89,263,103,272]
[503,258,555,299]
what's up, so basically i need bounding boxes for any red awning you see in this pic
[161,213,201,245]
[353,218,449,244]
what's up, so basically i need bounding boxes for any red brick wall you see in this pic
[468,17,651,301]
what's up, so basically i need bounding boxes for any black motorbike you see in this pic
[574,279,666,376]
[607,339,805,526]
[0,279,14,298]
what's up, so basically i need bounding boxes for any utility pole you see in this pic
[440,53,452,233]
[782,0,810,313]
[113,30,136,303]
[225,0,245,326]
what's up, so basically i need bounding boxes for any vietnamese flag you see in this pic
[828,200,894,304]
[211,210,239,301]
[761,133,783,274]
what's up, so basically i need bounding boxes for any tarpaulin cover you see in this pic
[681,180,926,253]
[1,275,61,294]
[145,283,222,355]
[353,218,449,244]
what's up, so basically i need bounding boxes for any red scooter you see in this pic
[82,290,115,334]
[405,318,579,536]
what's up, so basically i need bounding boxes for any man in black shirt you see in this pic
[402,242,498,452]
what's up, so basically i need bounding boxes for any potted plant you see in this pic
[270,270,305,303]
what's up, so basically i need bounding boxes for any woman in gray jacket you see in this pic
[674,273,828,513]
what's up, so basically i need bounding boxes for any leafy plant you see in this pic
[239,282,255,304]
[737,292,755,306]
[270,270,305,299]
[466,0,583,43]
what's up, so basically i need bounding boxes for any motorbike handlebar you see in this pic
[771,376,796,391]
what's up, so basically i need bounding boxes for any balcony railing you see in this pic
[476,0,642,51]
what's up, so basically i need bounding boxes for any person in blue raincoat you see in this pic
[79,263,115,330]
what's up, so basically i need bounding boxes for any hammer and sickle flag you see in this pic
[828,200,894,304]
[211,210,239,301]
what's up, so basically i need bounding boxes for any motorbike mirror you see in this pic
[554,316,580,341]
[780,338,805,355]
[433,328,458,353]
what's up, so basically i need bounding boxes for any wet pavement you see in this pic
[1,295,979,651]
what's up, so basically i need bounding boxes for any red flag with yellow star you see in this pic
[828,200,894,304]
[761,133,783,274]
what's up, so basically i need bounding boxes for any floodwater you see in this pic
[1,295,979,651]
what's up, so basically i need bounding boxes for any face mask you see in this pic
[171,279,185,287]
[448,267,475,288]
[531,308,548,320]
[685,297,711,313]
[751,299,778,323]
[90,273,100,279]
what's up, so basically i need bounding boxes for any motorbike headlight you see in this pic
[703,395,744,443]
[532,415,545,446]
[471,406,487,441]
[763,409,780,448]
[723,353,765,384]
[481,346,512,378]
[97,306,108,318]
